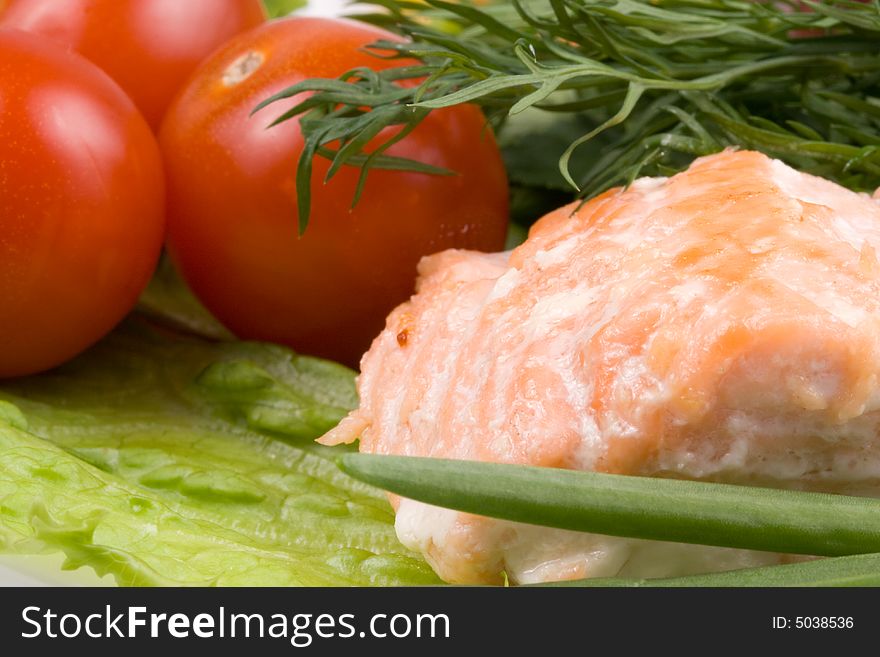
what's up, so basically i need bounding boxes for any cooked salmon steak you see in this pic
[321,150,880,584]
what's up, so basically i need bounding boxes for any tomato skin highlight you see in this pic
[160,17,509,367]
[0,30,165,378]
[0,0,267,129]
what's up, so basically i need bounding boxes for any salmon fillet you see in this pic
[321,150,880,584]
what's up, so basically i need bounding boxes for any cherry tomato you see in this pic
[0,0,267,129]
[160,18,509,367]
[0,30,165,378]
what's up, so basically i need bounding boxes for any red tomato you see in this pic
[160,17,509,367]
[0,0,266,129]
[0,30,165,378]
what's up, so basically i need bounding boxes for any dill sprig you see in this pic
[257,0,880,232]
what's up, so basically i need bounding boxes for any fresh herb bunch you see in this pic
[258,0,880,230]
[340,453,880,586]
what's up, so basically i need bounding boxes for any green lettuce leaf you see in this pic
[137,254,233,341]
[0,319,440,586]
[262,0,307,18]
